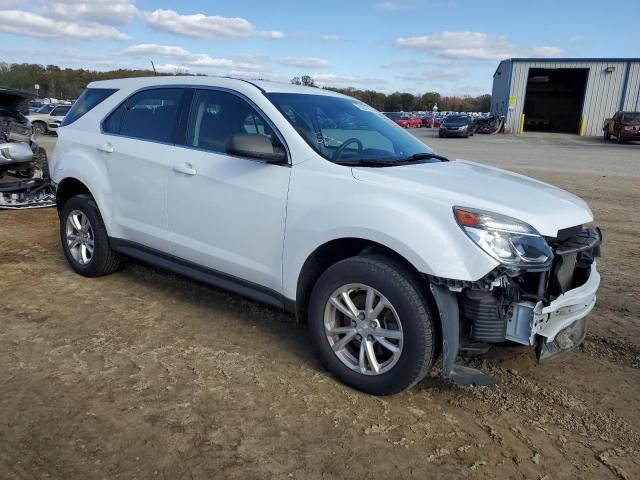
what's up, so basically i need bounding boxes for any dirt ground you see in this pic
[1,133,639,479]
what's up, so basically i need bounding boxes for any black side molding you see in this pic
[109,238,295,314]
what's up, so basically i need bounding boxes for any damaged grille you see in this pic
[548,227,601,297]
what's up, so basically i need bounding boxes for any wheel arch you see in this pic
[55,177,93,215]
[294,237,437,323]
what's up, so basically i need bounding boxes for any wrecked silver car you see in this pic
[0,87,54,209]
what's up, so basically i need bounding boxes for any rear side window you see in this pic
[102,88,183,143]
[61,88,117,126]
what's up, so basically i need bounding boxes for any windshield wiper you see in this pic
[391,152,450,163]
[334,153,450,168]
[333,158,397,167]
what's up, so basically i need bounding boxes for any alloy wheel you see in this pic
[65,210,95,265]
[324,283,403,375]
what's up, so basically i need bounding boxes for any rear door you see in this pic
[100,87,185,250]
[166,88,291,293]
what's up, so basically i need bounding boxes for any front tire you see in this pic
[60,194,120,277]
[617,131,624,144]
[32,122,46,136]
[308,255,436,395]
[604,129,611,140]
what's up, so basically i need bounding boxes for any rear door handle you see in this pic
[97,143,114,153]
[172,163,197,176]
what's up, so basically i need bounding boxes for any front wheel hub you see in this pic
[324,283,404,375]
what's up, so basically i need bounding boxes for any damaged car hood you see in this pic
[351,159,593,237]
[0,87,35,111]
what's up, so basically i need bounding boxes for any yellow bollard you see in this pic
[579,116,586,136]
[519,113,525,135]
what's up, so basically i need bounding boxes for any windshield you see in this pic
[623,112,640,123]
[36,104,55,113]
[444,115,469,124]
[266,93,435,164]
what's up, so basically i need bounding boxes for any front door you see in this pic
[167,89,291,294]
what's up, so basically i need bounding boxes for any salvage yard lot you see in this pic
[1,133,639,479]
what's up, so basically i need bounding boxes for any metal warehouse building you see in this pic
[491,58,640,136]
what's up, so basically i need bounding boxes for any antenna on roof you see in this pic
[150,60,157,76]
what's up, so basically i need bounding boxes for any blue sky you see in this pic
[1,0,639,95]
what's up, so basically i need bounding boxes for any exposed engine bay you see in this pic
[430,225,602,386]
[0,87,55,209]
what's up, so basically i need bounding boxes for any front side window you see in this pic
[36,104,55,114]
[184,89,283,155]
[102,88,184,143]
[266,93,434,164]
[52,105,71,117]
[61,88,117,126]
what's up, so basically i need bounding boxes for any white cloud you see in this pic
[123,43,237,68]
[320,34,338,42]
[124,44,191,58]
[278,57,329,68]
[154,64,192,74]
[394,31,563,60]
[0,10,129,40]
[40,0,139,25]
[144,9,284,40]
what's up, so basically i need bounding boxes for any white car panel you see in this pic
[51,76,597,305]
[167,148,291,292]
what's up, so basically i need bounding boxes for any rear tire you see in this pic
[604,129,610,140]
[617,131,624,144]
[60,194,120,277]
[308,255,436,395]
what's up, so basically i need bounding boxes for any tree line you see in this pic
[0,62,167,99]
[292,75,490,112]
[0,63,491,113]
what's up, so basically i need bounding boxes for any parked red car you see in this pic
[396,114,422,128]
[603,111,640,143]
[421,115,434,128]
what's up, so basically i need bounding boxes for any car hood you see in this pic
[0,88,34,111]
[351,159,593,237]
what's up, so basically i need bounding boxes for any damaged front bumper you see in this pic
[508,262,599,361]
[430,226,601,386]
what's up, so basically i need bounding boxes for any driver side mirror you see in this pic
[225,134,287,164]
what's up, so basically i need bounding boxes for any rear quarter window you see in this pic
[102,88,184,143]
[61,88,117,127]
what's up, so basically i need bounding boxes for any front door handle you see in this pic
[97,143,114,153]
[172,163,197,176]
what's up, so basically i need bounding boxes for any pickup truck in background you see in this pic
[603,111,640,143]
[26,104,72,135]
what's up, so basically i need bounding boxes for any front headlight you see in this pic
[454,207,553,268]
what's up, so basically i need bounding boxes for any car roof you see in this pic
[87,75,347,98]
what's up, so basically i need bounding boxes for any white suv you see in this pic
[51,77,601,395]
